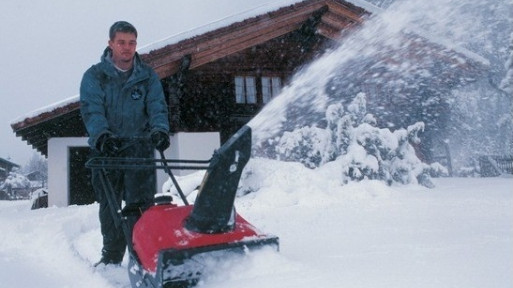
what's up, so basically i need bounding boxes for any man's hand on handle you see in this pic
[151,131,170,152]
[97,134,123,156]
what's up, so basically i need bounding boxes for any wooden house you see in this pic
[10,0,485,206]
[0,157,20,182]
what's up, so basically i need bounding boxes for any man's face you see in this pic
[108,32,137,65]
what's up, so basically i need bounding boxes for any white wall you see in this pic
[47,137,88,207]
[47,132,220,207]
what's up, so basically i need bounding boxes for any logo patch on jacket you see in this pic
[131,87,143,100]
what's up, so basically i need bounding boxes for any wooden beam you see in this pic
[144,1,326,59]
[146,2,328,78]
[29,136,49,148]
[326,1,365,23]
[191,21,304,69]
[321,11,354,31]
[154,61,180,78]
[193,3,325,54]
[152,9,316,68]
[316,22,342,40]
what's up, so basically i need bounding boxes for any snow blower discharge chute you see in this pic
[85,125,279,288]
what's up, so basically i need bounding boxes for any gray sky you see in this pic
[0,0,275,166]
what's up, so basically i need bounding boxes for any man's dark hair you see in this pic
[109,21,138,40]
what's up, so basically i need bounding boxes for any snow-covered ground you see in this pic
[1,158,511,288]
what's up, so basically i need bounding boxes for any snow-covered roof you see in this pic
[0,157,20,168]
[138,0,387,55]
[138,0,306,55]
[10,94,79,126]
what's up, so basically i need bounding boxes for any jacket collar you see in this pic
[100,47,145,80]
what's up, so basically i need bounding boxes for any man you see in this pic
[80,21,170,266]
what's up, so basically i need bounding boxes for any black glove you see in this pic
[97,134,123,156]
[151,131,170,152]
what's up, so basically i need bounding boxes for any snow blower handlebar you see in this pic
[85,157,210,170]
[85,156,210,207]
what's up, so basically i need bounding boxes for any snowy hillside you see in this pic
[0,158,511,288]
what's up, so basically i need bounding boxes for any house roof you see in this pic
[139,0,366,79]
[0,158,20,168]
[10,0,368,156]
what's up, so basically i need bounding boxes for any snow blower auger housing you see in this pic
[86,125,279,288]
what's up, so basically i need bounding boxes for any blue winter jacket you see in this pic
[80,48,169,149]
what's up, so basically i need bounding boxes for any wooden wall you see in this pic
[164,30,332,143]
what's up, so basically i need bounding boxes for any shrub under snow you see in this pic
[270,93,447,188]
[0,172,31,190]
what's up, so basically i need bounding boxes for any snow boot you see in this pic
[94,249,124,267]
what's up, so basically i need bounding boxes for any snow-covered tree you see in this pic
[499,31,513,94]
[0,171,31,199]
[274,127,331,169]
[22,153,47,174]
[269,93,446,188]
[0,172,30,189]
[22,152,48,187]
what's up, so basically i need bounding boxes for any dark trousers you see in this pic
[91,139,156,261]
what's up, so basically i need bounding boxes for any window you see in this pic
[261,76,282,104]
[235,75,283,105]
[235,76,256,104]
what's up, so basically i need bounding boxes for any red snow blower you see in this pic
[86,125,279,288]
